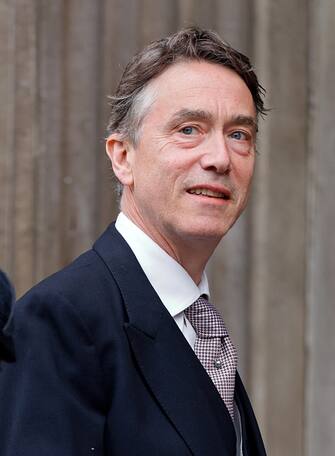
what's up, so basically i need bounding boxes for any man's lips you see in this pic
[186,184,232,200]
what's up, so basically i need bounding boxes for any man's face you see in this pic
[120,60,257,250]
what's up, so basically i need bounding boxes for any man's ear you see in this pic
[105,134,134,186]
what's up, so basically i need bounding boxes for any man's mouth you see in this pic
[187,187,231,200]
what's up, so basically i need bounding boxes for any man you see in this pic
[0,28,267,455]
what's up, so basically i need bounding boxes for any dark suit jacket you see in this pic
[0,224,266,455]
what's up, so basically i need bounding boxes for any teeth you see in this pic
[188,188,227,198]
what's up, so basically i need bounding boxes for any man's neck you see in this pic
[120,207,218,285]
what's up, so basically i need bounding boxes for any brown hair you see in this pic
[107,27,266,144]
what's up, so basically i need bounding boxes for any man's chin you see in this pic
[176,223,231,243]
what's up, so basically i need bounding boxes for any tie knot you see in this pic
[185,296,228,338]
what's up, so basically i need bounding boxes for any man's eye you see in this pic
[180,126,196,135]
[230,131,247,140]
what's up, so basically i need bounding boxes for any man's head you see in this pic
[107,27,266,146]
[106,27,266,277]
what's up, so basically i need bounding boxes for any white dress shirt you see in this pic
[115,212,209,349]
[115,212,243,455]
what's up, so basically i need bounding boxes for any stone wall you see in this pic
[1,1,334,454]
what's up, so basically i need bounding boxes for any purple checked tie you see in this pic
[185,296,237,421]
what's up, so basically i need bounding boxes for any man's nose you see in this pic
[199,134,231,174]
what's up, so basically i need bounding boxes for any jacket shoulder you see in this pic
[12,247,124,346]
[23,248,115,300]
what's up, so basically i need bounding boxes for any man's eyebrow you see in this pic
[226,115,258,132]
[165,110,258,133]
[165,109,214,129]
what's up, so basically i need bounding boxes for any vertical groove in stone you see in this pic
[12,0,37,295]
[305,1,335,454]
[249,0,272,444]
[250,1,307,454]
[0,1,16,272]
[34,0,65,282]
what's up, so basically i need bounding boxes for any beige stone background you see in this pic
[1,0,335,454]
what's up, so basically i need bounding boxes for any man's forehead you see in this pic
[149,60,255,109]
[151,59,246,90]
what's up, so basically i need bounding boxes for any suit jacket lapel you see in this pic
[235,373,267,456]
[94,224,236,455]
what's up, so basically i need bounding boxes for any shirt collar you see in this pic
[115,212,210,318]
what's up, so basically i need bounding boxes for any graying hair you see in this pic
[108,82,157,146]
